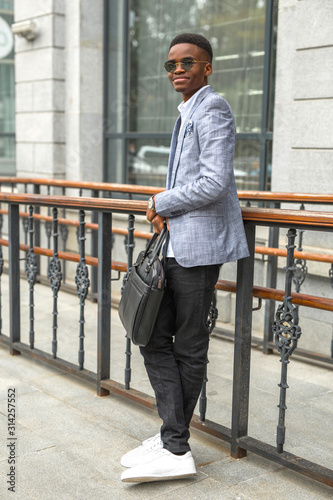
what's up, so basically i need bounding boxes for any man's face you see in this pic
[167,43,212,101]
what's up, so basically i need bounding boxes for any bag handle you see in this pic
[143,223,169,262]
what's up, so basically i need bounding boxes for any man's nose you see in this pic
[174,62,185,72]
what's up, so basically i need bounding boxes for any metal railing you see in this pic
[0,189,332,487]
[0,177,332,364]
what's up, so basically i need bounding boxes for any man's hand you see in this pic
[146,196,168,234]
[146,209,166,234]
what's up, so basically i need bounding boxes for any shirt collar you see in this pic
[177,85,210,114]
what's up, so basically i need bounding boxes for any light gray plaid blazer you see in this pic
[155,85,249,268]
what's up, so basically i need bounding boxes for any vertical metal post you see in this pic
[33,185,41,277]
[90,189,99,298]
[23,184,29,246]
[124,214,135,390]
[8,204,21,355]
[75,210,90,370]
[59,187,68,284]
[273,228,302,453]
[48,208,62,359]
[45,186,53,270]
[231,222,255,458]
[97,211,112,396]
[263,212,280,354]
[25,206,37,349]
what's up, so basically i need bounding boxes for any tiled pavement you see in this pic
[0,277,332,499]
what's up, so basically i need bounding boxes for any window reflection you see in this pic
[106,0,274,189]
[234,139,260,191]
[128,0,266,134]
[127,139,170,187]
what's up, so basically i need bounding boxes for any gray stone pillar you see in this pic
[14,0,66,178]
[272,0,333,196]
[14,0,104,181]
[65,1,103,182]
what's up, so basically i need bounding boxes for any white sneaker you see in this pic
[120,433,163,468]
[121,448,196,483]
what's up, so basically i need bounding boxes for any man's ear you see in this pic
[204,63,213,77]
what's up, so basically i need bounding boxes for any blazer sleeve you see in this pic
[155,95,236,218]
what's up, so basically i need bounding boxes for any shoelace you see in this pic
[142,433,161,448]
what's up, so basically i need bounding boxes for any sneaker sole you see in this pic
[122,472,197,483]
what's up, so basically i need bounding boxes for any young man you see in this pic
[121,33,249,483]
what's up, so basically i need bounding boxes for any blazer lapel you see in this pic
[166,114,181,190]
[169,86,214,188]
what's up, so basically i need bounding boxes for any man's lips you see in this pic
[172,77,189,83]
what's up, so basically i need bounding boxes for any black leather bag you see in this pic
[118,225,169,346]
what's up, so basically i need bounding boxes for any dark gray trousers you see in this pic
[140,258,220,454]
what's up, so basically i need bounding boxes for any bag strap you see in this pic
[144,223,169,262]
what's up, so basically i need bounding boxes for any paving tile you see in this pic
[0,372,38,403]
[158,477,247,500]
[0,446,118,500]
[0,415,54,462]
[231,467,333,500]
[199,453,283,487]
[0,274,332,499]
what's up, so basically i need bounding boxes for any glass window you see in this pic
[0,0,15,175]
[234,139,260,191]
[127,138,170,187]
[105,0,275,189]
[130,1,266,134]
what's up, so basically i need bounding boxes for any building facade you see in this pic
[0,1,332,351]
[1,0,331,198]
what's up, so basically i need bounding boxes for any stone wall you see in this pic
[14,0,103,181]
[272,0,333,207]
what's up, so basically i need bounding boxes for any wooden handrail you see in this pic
[0,193,333,230]
[215,280,333,312]
[0,177,333,204]
[237,191,333,204]
[255,246,333,264]
[0,177,159,196]
[241,207,333,229]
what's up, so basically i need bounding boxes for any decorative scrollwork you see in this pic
[75,260,90,301]
[329,264,333,289]
[273,301,302,364]
[26,249,37,286]
[48,257,62,293]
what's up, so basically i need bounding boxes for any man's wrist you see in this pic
[148,195,156,211]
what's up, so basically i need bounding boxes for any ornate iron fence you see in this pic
[0,188,332,487]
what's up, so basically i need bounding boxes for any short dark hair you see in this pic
[169,33,213,62]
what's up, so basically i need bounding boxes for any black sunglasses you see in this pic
[164,57,210,73]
